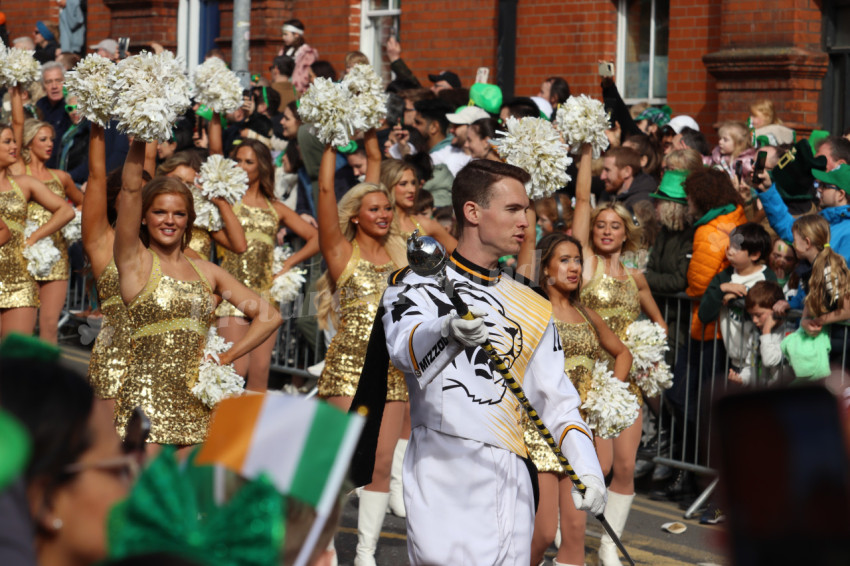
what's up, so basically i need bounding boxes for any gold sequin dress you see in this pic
[523,312,601,473]
[0,178,39,308]
[318,241,408,401]
[580,257,642,401]
[87,259,132,399]
[188,227,212,260]
[25,166,70,281]
[115,251,216,445]
[216,198,277,318]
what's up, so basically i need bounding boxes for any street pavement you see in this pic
[58,342,729,566]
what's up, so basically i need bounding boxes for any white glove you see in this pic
[571,474,607,516]
[440,307,489,348]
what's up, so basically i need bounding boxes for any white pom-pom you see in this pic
[191,186,223,232]
[298,77,364,146]
[581,360,640,439]
[492,117,572,200]
[112,51,192,142]
[0,42,41,87]
[61,209,82,243]
[192,57,242,115]
[64,54,115,127]
[270,245,306,304]
[22,221,61,278]
[623,320,673,398]
[197,155,248,204]
[341,64,388,131]
[192,327,244,409]
[555,95,611,159]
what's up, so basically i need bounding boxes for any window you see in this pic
[616,0,669,104]
[360,0,401,82]
[822,0,850,134]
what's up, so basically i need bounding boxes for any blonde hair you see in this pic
[663,148,703,172]
[718,121,751,160]
[21,119,54,164]
[589,201,641,255]
[315,182,407,329]
[345,51,370,70]
[793,214,850,318]
[750,99,781,126]
[655,199,689,232]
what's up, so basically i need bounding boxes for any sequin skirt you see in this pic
[318,345,408,402]
[87,296,132,399]
[0,230,39,309]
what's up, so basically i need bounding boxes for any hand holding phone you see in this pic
[598,61,614,78]
[751,150,767,185]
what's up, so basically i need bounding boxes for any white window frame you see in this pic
[360,0,401,78]
[616,0,667,105]
[177,0,202,74]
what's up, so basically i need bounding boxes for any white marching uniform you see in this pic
[382,252,604,565]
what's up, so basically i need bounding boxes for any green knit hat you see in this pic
[469,83,502,115]
[650,170,688,204]
[813,164,850,194]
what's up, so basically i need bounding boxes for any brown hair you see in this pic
[792,214,850,317]
[140,177,196,250]
[156,151,204,177]
[534,194,573,233]
[451,160,531,230]
[605,146,643,179]
[663,148,703,172]
[683,167,743,218]
[537,232,584,303]
[232,139,276,202]
[745,280,785,311]
[344,51,370,69]
[623,133,661,180]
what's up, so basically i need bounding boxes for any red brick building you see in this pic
[5,0,842,136]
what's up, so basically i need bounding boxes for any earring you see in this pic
[353,219,359,224]
[52,518,63,531]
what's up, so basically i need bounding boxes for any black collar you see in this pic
[448,251,501,286]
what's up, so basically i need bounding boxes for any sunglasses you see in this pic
[814,181,839,191]
[65,104,78,113]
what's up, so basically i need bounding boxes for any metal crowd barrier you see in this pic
[650,291,850,518]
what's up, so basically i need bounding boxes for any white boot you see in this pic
[553,512,561,548]
[387,439,408,517]
[354,490,390,566]
[597,491,635,566]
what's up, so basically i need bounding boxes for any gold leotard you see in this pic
[188,227,212,260]
[87,259,132,399]
[0,178,39,308]
[580,256,642,401]
[115,251,216,445]
[318,241,407,401]
[25,166,70,281]
[216,198,277,318]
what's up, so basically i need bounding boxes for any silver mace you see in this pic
[407,230,636,566]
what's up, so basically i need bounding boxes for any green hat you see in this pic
[0,410,30,490]
[636,105,671,127]
[0,333,60,361]
[650,170,688,204]
[469,83,502,115]
[772,139,826,201]
[813,164,850,194]
[808,129,830,155]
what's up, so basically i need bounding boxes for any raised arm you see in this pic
[364,128,381,185]
[317,145,352,281]
[208,112,223,156]
[114,140,151,303]
[81,124,114,275]
[272,201,320,272]
[571,144,594,252]
[9,86,24,153]
[143,138,157,179]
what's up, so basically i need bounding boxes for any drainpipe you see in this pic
[497,0,518,100]
[232,0,252,89]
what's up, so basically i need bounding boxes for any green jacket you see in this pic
[644,226,695,295]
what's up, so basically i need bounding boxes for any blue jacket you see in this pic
[759,183,850,258]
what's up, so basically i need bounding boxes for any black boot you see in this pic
[650,469,696,502]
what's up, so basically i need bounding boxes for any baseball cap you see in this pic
[90,38,119,56]
[668,115,700,134]
[447,105,489,125]
[813,164,850,194]
[428,71,461,89]
[530,96,553,119]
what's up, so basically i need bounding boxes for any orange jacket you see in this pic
[686,205,747,340]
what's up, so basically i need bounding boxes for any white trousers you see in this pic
[404,427,534,566]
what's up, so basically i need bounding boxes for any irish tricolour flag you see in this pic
[196,394,365,566]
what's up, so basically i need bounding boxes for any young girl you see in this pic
[706,121,756,182]
[463,118,502,161]
[750,99,781,130]
[528,232,632,566]
[280,19,319,94]
[315,129,408,565]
